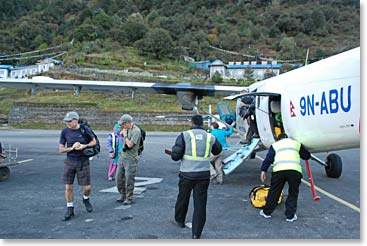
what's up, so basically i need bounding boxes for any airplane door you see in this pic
[254,93,281,148]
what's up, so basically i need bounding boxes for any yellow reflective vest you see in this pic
[271,138,302,173]
[180,129,215,173]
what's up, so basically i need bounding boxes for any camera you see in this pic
[122,144,130,152]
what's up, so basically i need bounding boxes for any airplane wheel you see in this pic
[0,166,10,181]
[325,153,342,178]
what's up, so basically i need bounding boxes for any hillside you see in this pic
[0,0,360,67]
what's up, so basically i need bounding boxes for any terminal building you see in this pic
[0,58,62,79]
[208,59,282,81]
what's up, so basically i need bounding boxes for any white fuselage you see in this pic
[253,47,360,152]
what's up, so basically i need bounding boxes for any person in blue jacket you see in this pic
[208,121,235,184]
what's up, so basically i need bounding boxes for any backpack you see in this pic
[249,184,283,208]
[79,118,101,157]
[137,126,146,156]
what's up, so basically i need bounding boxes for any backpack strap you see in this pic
[79,124,92,142]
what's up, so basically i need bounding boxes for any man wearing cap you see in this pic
[116,114,142,205]
[59,111,97,221]
[170,114,222,239]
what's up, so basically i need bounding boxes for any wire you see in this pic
[209,45,321,63]
[0,39,73,59]
[0,51,67,61]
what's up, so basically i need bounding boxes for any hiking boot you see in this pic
[259,210,271,219]
[123,199,133,205]
[286,214,297,222]
[63,207,74,221]
[116,195,126,203]
[213,180,223,185]
[83,198,93,212]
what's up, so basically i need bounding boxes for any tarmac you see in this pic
[0,129,360,239]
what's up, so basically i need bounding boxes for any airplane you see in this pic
[0,46,360,179]
[221,46,360,178]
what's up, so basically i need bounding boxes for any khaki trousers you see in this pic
[210,153,223,183]
[116,157,138,201]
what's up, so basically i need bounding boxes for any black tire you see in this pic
[325,153,342,178]
[0,166,10,181]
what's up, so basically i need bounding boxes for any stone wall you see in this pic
[8,102,191,127]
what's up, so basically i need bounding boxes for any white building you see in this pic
[209,59,282,81]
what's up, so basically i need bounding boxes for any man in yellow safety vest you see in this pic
[259,133,310,222]
[170,114,222,239]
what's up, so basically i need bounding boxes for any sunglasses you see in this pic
[65,119,76,123]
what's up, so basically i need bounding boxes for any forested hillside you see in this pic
[0,0,360,65]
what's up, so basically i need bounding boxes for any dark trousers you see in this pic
[263,170,302,219]
[245,120,258,142]
[175,175,210,238]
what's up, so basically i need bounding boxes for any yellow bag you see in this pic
[249,185,283,208]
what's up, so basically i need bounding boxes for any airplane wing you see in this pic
[0,77,246,110]
[0,77,245,97]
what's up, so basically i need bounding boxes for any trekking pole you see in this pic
[305,160,320,202]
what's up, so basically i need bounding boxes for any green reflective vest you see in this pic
[272,138,302,173]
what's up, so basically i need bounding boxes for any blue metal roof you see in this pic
[192,61,211,70]
[0,65,14,69]
[226,64,282,69]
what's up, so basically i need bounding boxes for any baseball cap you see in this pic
[118,114,133,125]
[63,111,79,122]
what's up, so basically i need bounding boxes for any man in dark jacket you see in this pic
[259,133,311,222]
[170,114,222,239]
[239,95,258,144]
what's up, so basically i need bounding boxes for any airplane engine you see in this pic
[176,91,202,111]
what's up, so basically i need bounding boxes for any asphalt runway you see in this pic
[0,129,360,239]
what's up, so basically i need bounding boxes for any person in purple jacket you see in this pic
[107,123,124,181]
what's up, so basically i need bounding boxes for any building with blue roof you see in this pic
[0,65,14,78]
[208,59,283,81]
[0,57,59,79]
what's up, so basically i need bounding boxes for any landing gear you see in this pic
[0,167,10,181]
[325,153,343,178]
[310,153,343,178]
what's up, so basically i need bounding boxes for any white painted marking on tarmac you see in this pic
[16,159,33,164]
[134,177,163,187]
[100,186,146,195]
[85,219,94,223]
[115,205,131,210]
[99,176,162,196]
[256,156,360,213]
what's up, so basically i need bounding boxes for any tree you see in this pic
[211,71,223,84]
[136,28,174,59]
[279,36,297,59]
[219,31,241,51]
[121,20,148,45]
